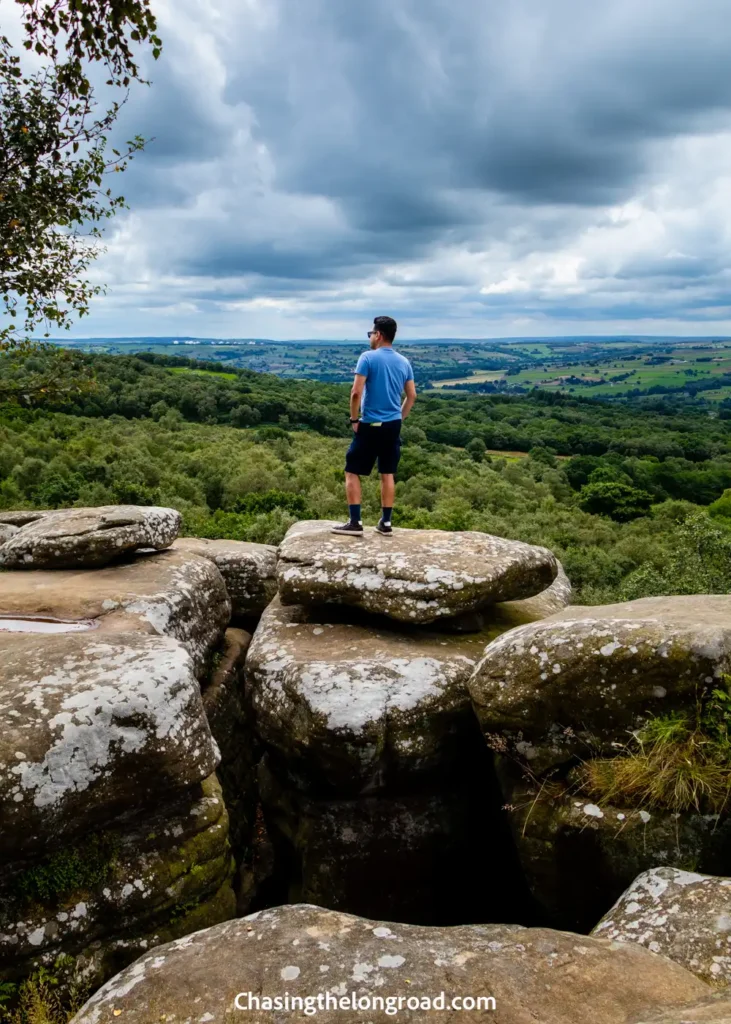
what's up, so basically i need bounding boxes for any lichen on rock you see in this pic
[0,548,231,679]
[247,596,505,792]
[469,595,731,774]
[71,903,710,1024]
[277,520,558,624]
[0,631,218,858]
[0,505,181,570]
[594,867,731,988]
[174,537,277,622]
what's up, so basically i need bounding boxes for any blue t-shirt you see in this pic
[355,347,414,423]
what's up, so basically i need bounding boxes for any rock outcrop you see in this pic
[277,520,558,624]
[0,631,217,858]
[498,777,731,933]
[0,774,234,992]
[246,596,515,921]
[72,904,710,1024]
[0,505,180,569]
[174,537,277,622]
[469,595,731,928]
[0,547,230,679]
[0,506,251,997]
[594,868,731,988]
[247,596,503,792]
[469,595,731,774]
[7,502,729,1022]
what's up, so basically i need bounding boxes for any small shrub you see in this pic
[0,959,87,1024]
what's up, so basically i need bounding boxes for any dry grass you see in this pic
[578,692,731,815]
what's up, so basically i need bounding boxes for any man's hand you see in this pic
[352,421,359,433]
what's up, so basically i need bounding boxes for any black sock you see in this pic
[349,504,362,524]
[381,506,393,525]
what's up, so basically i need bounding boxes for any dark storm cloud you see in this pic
[86,0,731,334]
[229,0,731,205]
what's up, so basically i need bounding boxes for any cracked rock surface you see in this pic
[277,520,557,624]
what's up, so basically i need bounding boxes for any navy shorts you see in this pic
[345,420,402,476]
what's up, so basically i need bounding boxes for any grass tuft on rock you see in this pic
[578,687,731,815]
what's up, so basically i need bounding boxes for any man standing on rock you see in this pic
[333,315,417,536]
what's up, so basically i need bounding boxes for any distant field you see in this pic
[433,371,506,388]
[508,344,553,357]
[703,386,731,402]
[168,367,238,380]
[434,344,731,398]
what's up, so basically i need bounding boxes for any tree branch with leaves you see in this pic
[0,0,161,401]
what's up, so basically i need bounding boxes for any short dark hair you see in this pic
[373,315,397,343]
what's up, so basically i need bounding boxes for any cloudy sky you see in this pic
[68,0,731,339]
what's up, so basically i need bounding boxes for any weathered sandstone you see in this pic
[277,520,558,624]
[72,904,709,1024]
[0,505,180,569]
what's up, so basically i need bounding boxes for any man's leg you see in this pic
[346,472,362,521]
[379,473,395,509]
[331,471,365,534]
[378,473,395,533]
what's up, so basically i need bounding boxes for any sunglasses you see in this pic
[367,330,378,338]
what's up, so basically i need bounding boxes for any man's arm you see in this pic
[401,379,417,419]
[350,375,366,430]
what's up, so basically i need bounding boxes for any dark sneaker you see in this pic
[331,520,364,536]
[375,519,393,536]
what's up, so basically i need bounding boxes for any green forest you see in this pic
[2,348,731,604]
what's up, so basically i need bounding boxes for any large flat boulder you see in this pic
[72,904,709,1024]
[0,548,230,678]
[469,596,731,774]
[277,520,557,624]
[0,510,48,526]
[174,537,277,620]
[247,596,506,792]
[0,505,180,569]
[594,868,731,988]
[0,631,218,858]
